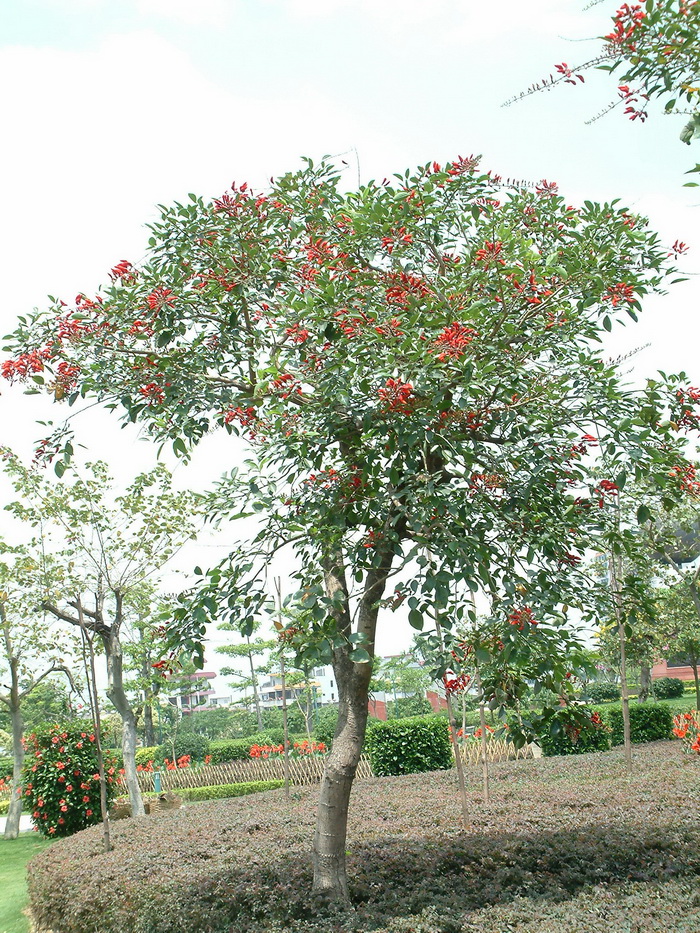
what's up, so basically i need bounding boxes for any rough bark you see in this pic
[691,658,700,710]
[638,664,652,702]
[312,547,393,901]
[104,628,145,817]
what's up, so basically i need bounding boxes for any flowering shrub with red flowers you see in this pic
[672,710,700,753]
[22,723,118,837]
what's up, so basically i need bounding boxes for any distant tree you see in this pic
[2,453,198,819]
[0,544,73,839]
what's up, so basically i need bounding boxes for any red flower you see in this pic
[433,323,477,361]
[378,378,415,414]
[475,240,505,268]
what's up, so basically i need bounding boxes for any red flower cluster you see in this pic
[617,84,649,122]
[381,226,413,254]
[224,405,257,427]
[385,271,432,306]
[109,260,137,283]
[604,282,636,307]
[507,606,538,630]
[433,322,477,360]
[672,711,700,753]
[145,288,176,312]
[670,464,700,495]
[675,387,700,431]
[378,378,415,414]
[443,671,471,695]
[163,755,191,771]
[475,240,505,268]
[605,3,646,50]
[554,64,584,87]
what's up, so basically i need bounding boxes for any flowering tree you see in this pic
[507,1,700,171]
[1,453,198,819]
[3,156,698,899]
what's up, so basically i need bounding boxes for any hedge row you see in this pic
[366,715,452,776]
[540,702,674,757]
[178,780,284,801]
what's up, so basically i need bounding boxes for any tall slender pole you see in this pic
[76,597,112,852]
[434,614,469,830]
[475,668,490,804]
[275,578,291,799]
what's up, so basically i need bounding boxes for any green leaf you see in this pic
[603,315,612,332]
[636,504,651,524]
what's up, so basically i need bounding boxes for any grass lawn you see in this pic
[0,835,52,933]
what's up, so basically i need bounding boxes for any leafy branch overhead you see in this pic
[505,1,700,170]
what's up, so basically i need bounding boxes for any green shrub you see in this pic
[22,722,118,837]
[135,746,160,767]
[386,696,434,719]
[313,706,339,746]
[157,733,211,763]
[539,715,612,757]
[598,702,674,745]
[366,715,452,776]
[653,677,686,700]
[208,733,283,764]
[0,755,14,777]
[178,780,284,801]
[585,683,621,703]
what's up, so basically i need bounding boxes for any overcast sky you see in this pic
[1,0,698,671]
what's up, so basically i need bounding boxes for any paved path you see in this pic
[0,814,34,833]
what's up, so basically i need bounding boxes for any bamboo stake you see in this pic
[275,577,291,799]
[76,597,112,853]
[475,669,490,803]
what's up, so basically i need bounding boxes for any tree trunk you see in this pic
[312,650,369,901]
[104,631,145,817]
[691,658,700,710]
[143,703,156,747]
[638,664,651,703]
[4,671,24,840]
[311,547,393,900]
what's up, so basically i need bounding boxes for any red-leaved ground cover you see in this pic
[27,741,700,933]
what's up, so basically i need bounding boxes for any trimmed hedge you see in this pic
[0,755,14,777]
[584,683,621,703]
[135,746,160,767]
[653,677,686,700]
[541,703,674,756]
[366,715,452,776]
[539,719,612,757]
[178,780,284,801]
[601,702,674,746]
[208,732,286,764]
[157,733,211,763]
[25,743,700,933]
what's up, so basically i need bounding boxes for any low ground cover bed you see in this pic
[27,742,700,933]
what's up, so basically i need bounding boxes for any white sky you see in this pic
[1,0,699,678]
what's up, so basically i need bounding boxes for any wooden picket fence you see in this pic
[126,754,373,793]
[456,736,534,767]
[120,737,531,794]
